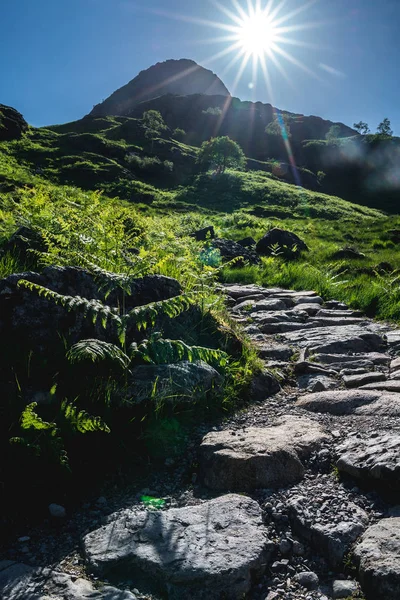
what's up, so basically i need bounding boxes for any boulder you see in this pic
[190,225,215,241]
[337,433,400,487]
[256,228,308,257]
[297,390,400,416]
[211,238,261,265]
[0,267,182,353]
[127,361,222,405]
[0,561,136,600]
[354,518,400,600]
[237,236,256,248]
[199,416,330,491]
[0,104,28,141]
[249,369,281,400]
[3,226,46,257]
[83,494,273,600]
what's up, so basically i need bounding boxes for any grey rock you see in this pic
[224,284,269,299]
[289,493,368,566]
[331,359,375,371]
[294,571,319,590]
[279,325,386,354]
[200,416,330,491]
[354,518,400,600]
[127,361,222,404]
[48,503,66,518]
[360,380,400,392]
[337,433,400,486]
[313,352,390,366]
[256,228,308,257]
[250,370,281,400]
[390,356,400,371]
[0,562,136,600]
[332,579,358,598]
[343,371,386,388]
[256,344,293,361]
[83,494,273,600]
[279,538,292,555]
[296,295,323,305]
[297,389,400,416]
[297,374,337,392]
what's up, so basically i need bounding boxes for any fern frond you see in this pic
[130,334,228,367]
[67,339,130,369]
[122,294,193,332]
[20,402,55,431]
[61,400,110,433]
[17,280,122,328]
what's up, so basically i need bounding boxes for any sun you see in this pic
[237,11,278,57]
[155,0,321,99]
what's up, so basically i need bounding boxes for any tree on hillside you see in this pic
[377,118,393,137]
[265,114,292,139]
[325,125,341,145]
[197,136,246,174]
[172,128,186,140]
[353,121,370,135]
[142,110,167,150]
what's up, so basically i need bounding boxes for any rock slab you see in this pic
[0,561,136,600]
[354,518,400,600]
[83,494,273,600]
[297,389,400,416]
[337,433,400,486]
[200,416,330,491]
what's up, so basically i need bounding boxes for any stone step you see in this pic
[343,371,387,388]
[313,352,390,365]
[199,416,330,491]
[82,495,273,600]
[360,380,400,392]
[337,433,400,488]
[354,518,400,600]
[279,325,386,354]
[287,480,368,567]
[296,389,400,415]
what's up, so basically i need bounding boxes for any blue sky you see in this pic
[1,0,399,133]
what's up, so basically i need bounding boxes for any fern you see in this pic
[61,400,110,433]
[121,294,193,334]
[67,339,130,369]
[130,333,228,367]
[20,402,56,431]
[11,402,70,469]
[17,279,122,329]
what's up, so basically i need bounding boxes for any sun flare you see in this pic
[237,12,278,57]
[155,1,321,99]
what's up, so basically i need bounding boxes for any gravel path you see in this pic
[3,283,400,600]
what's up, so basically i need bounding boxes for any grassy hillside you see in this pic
[2,109,400,529]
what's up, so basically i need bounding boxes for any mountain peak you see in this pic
[90,59,230,117]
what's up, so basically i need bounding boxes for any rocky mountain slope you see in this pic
[90,59,230,117]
